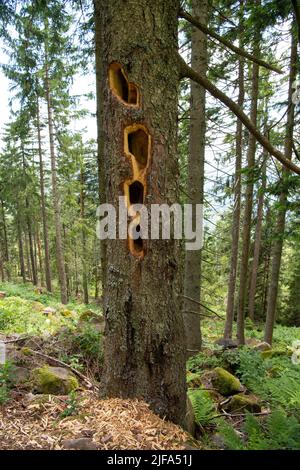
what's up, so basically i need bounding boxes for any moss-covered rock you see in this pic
[31,366,78,395]
[253,342,271,352]
[211,367,242,396]
[223,393,261,413]
[261,348,289,359]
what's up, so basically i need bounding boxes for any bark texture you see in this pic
[44,46,68,304]
[183,0,210,355]
[264,31,297,344]
[236,28,260,345]
[95,0,186,425]
[37,96,52,292]
[224,3,244,339]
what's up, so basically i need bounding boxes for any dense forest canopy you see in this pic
[0,0,300,453]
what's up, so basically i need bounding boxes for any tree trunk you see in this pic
[17,217,26,283]
[236,22,260,345]
[44,44,68,304]
[95,0,186,425]
[248,156,266,321]
[264,30,297,344]
[224,1,244,340]
[94,6,107,293]
[0,199,9,263]
[183,0,210,355]
[37,95,52,292]
[26,212,37,285]
[80,165,89,304]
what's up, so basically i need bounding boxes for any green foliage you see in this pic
[0,295,74,335]
[188,389,216,426]
[73,325,103,363]
[187,350,222,374]
[60,390,79,418]
[0,361,15,405]
[235,348,267,393]
[219,410,300,450]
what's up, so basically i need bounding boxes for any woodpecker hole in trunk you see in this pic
[109,62,139,106]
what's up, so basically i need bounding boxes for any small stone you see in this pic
[61,438,98,450]
[43,307,56,316]
[0,291,6,298]
[12,366,30,386]
[211,433,225,449]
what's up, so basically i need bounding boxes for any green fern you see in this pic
[188,389,215,426]
[218,410,300,450]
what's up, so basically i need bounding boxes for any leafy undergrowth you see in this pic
[187,319,300,450]
[0,281,102,335]
[1,281,300,450]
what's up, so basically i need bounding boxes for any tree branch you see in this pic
[178,54,300,175]
[179,9,283,75]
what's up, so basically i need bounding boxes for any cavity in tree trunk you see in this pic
[183,0,210,356]
[95,0,186,425]
[264,29,297,344]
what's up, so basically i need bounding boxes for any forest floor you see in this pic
[0,281,300,450]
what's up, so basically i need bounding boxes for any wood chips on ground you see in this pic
[0,392,190,450]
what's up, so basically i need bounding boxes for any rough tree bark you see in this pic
[236,19,260,345]
[183,0,210,356]
[80,165,89,304]
[224,0,244,340]
[44,42,68,304]
[17,217,26,283]
[264,30,297,345]
[37,95,52,292]
[248,154,267,321]
[94,0,186,425]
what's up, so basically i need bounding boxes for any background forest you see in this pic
[0,0,300,451]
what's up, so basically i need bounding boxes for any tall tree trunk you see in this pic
[183,0,210,355]
[236,18,260,345]
[17,217,26,283]
[264,30,297,344]
[224,1,244,340]
[26,213,37,285]
[44,43,68,304]
[80,165,89,304]
[95,0,186,425]
[248,155,266,321]
[0,200,9,263]
[36,228,44,286]
[37,95,52,292]
[94,6,107,293]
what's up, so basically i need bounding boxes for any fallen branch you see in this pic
[207,410,271,421]
[179,9,283,75]
[3,336,30,344]
[178,54,300,176]
[27,348,98,391]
